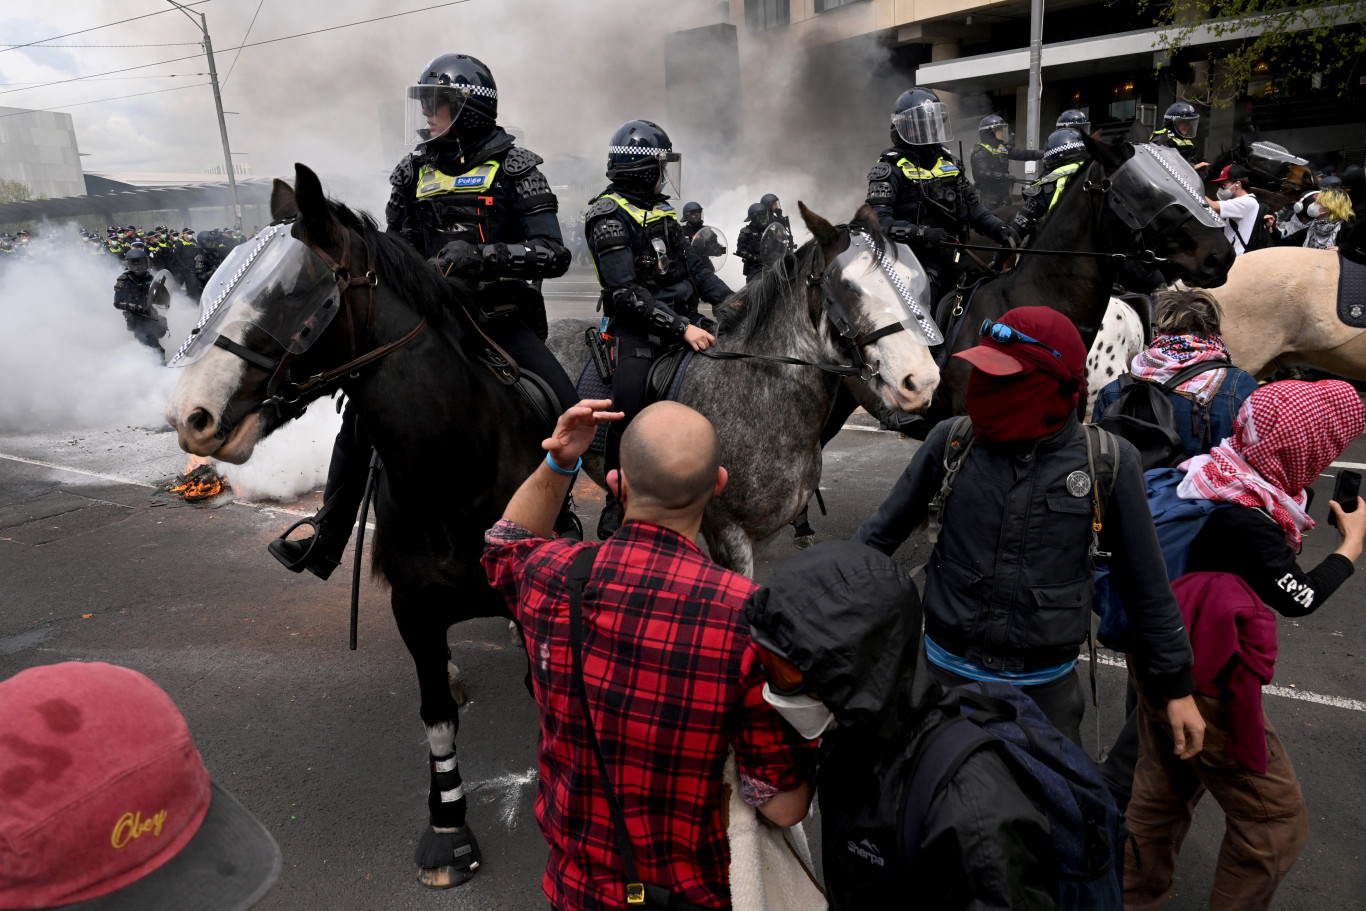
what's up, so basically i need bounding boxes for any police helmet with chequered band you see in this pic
[605,120,681,195]
[1056,109,1091,136]
[1042,129,1086,170]
[405,54,498,146]
[891,87,953,147]
[978,114,1007,142]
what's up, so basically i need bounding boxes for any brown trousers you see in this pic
[1123,687,1310,911]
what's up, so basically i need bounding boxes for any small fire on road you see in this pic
[163,457,228,503]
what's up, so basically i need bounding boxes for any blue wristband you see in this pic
[545,452,581,476]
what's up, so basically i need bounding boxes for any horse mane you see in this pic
[327,201,469,333]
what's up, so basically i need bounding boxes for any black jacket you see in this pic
[746,542,1058,911]
[970,141,1043,211]
[857,416,1196,699]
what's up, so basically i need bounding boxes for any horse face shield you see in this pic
[825,233,942,349]
[1108,143,1224,234]
[169,223,342,367]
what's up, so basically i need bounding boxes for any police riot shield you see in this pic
[1107,143,1224,233]
[1248,141,1308,170]
[690,226,728,271]
[758,221,791,264]
[148,270,174,311]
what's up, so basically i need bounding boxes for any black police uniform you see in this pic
[585,184,729,474]
[113,270,167,356]
[1148,129,1199,167]
[734,212,768,283]
[1011,160,1085,243]
[385,126,576,410]
[866,144,1010,305]
[970,141,1044,211]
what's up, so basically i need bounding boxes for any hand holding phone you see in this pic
[1329,470,1361,527]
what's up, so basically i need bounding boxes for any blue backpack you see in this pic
[904,682,1125,911]
[1092,467,1231,648]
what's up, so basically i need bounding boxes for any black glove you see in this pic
[994,223,1021,248]
[435,240,483,279]
[917,225,950,247]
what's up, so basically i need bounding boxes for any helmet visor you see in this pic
[893,101,953,146]
[827,233,942,347]
[404,85,470,146]
[1169,115,1200,138]
[169,223,341,367]
[661,152,682,199]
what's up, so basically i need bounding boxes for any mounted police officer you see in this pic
[113,248,167,361]
[1056,108,1091,136]
[271,53,580,584]
[1150,102,1208,171]
[1010,128,1089,244]
[867,88,1017,309]
[734,202,770,283]
[584,119,731,538]
[969,114,1045,211]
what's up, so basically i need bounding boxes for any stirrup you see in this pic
[268,515,322,571]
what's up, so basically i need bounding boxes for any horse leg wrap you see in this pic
[416,753,482,886]
[427,751,467,829]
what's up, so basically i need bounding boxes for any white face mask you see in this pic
[1216,187,1235,201]
[1307,202,1326,219]
[762,683,835,740]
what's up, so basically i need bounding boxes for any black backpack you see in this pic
[1097,360,1231,471]
[1229,201,1273,253]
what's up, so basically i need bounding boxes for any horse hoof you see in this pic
[415,823,482,888]
[794,534,817,550]
[417,864,479,888]
[447,661,467,707]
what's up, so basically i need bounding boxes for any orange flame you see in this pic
[167,457,227,501]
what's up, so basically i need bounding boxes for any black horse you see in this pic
[926,135,1234,422]
[166,164,550,888]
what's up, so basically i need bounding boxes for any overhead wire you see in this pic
[0,1,213,55]
[0,82,212,119]
[221,0,267,88]
[0,0,474,99]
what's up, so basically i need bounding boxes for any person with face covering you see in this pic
[857,307,1204,752]
[1123,380,1366,911]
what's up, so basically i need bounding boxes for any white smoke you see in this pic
[0,224,195,432]
[217,399,341,503]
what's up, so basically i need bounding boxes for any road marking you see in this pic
[1331,461,1366,471]
[839,424,888,434]
[1081,651,1366,712]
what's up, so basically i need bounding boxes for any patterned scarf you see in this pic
[1178,380,1365,551]
[1130,334,1230,403]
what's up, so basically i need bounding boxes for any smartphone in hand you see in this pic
[1330,470,1361,527]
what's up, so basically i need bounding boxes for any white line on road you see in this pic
[1331,461,1366,471]
[1081,651,1366,712]
[839,424,889,434]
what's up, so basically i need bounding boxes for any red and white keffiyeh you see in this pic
[1178,380,1365,551]
[1130,334,1230,402]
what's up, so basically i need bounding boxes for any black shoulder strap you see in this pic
[925,416,974,546]
[567,545,650,905]
[1158,359,1232,394]
[901,713,997,873]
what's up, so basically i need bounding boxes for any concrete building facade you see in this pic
[0,107,85,199]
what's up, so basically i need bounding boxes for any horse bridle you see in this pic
[210,220,428,441]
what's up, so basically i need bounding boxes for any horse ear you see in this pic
[799,201,840,249]
[1082,132,1125,170]
[270,179,298,221]
[292,163,337,246]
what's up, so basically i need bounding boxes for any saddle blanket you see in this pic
[574,348,694,454]
[1338,253,1366,329]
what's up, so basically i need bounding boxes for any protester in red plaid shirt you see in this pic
[483,398,817,911]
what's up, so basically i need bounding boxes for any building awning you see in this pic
[914,7,1354,93]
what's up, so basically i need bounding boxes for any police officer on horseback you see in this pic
[867,88,1017,309]
[1150,102,1208,171]
[1011,128,1089,244]
[969,113,1044,211]
[585,119,731,538]
[270,53,581,580]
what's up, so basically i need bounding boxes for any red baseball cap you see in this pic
[1211,163,1250,185]
[0,663,280,910]
[953,306,1086,384]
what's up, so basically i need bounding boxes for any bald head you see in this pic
[619,402,721,512]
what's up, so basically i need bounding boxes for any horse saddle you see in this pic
[574,344,695,454]
[515,370,562,435]
[1338,253,1366,329]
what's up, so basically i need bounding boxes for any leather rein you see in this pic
[211,222,427,440]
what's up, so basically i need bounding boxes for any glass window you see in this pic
[745,0,789,30]
[816,0,870,11]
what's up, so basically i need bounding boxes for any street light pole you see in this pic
[1026,0,1045,152]
[168,0,241,229]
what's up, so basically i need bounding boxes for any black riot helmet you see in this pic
[1056,108,1090,136]
[1163,101,1199,138]
[1042,128,1086,170]
[123,248,149,273]
[891,87,953,147]
[606,120,681,197]
[406,54,498,148]
[681,201,703,225]
[746,202,771,227]
[978,114,1007,143]
[760,193,782,218]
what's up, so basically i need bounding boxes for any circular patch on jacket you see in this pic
[1066,470,1091,497]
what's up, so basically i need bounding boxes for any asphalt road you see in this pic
[3,282,1366,909]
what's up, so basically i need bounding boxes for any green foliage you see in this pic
[1137,0,1366,104]
[0,178,33,204]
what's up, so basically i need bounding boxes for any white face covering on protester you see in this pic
[1217,187,1235,201]
[761,684,835,740]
